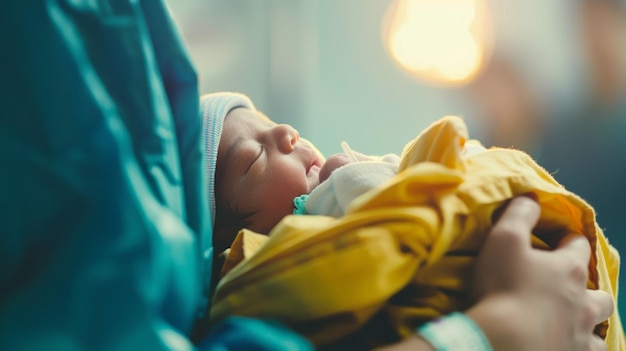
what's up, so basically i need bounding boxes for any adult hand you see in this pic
[376,196,613,351]
[468,195,613,351]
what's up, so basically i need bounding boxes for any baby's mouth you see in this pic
[306,154,323,185]
[307,160,321,176]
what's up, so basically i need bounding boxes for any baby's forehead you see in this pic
[256,110,272,122]
[218,108,274,152]
[224,108,274,129]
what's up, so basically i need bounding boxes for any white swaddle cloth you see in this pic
[293,142,400,217]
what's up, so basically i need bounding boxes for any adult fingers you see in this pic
[588,334,609,351]
[545,233,591,292]
[586,289,615,327]
[487,196,541,249]
[473,196,541,299]
[555,232,592,264]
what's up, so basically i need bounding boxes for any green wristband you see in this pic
[417,312,493,351]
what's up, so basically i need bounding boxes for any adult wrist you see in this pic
[465,294,529,351]
[417,312,493,351]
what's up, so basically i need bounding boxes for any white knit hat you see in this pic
[201,92,256,227]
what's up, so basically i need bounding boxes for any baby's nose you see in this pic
[274,124,299,153]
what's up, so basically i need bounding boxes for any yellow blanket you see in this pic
[210,116,624,350]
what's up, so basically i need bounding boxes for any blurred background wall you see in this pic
[166,0,626,314]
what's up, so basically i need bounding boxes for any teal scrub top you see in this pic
[0,1,311,350]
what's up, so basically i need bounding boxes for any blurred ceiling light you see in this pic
[382,0,493,86]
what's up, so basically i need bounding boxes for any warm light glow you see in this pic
[382,0,493,86]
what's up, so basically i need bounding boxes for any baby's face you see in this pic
[215,108,325,241]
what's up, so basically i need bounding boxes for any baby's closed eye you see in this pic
[244,145,264,174]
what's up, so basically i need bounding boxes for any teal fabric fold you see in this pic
[0,1,313,350]
[0,1,203,349]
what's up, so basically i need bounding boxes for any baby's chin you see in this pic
[319,153,351,183]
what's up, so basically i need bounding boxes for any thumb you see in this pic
[472,195,540,299]
[487,195,540,249]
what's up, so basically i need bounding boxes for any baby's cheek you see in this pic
[319,153,352,183]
